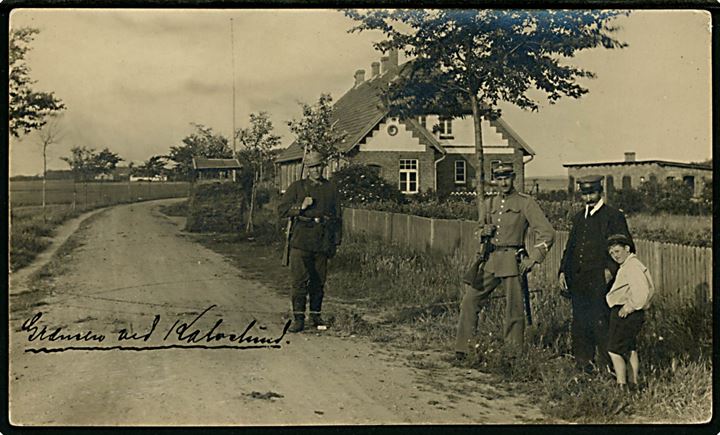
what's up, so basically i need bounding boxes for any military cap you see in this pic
[304,150,324,168]
[607,233,632,248]
[577,175,603,193]
[492,164,515,179]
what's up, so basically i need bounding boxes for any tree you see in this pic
[61,146,122,207]
[36,115,64,216]
[132,155,168,178]
[166,123,233,180]
[237,112,281,233]
[9,27,66,137]
[288,93,347,164]
[346,9,628,220]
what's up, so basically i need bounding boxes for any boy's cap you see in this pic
[607,233,632,248]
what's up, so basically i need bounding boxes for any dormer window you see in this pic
[438,117,453,139]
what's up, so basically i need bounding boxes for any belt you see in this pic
[296,216,330,224]
[490,245,523,252]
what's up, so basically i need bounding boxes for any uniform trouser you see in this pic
[455,270,525,353]
[289,248,328,317]
[569,268,611,369]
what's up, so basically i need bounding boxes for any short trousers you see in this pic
[607,305,645,356]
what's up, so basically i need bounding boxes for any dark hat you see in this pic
[304,151,324,168]
[607,233,631,248]
[577,175,603,193]
[492,164,515,179]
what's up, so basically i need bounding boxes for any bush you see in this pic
[331,164,403,205]
[185,182,246,233]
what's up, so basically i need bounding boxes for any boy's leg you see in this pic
[608,351,627,385]
[628,351,640,385]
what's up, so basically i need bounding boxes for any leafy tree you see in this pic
[9,27,66,137]
[61,146,122,181]
[132,155,168,178]
[166,123,233,180]
[345,9,628,219]
[288,93,347,165]
[236,112,281,233]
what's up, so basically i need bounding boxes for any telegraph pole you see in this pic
[230,17,237,155]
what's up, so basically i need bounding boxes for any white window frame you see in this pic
[438,117,453,139]
[399,159,419,194]
[454,160,466,185]
[418,116,427,129]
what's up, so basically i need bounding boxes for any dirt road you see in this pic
[9,199,551,426]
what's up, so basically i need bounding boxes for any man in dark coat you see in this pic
[559,175,635,373]
[278,151,342,333]
[455,164,555,359]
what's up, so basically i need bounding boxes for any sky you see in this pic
[8,9,712,177]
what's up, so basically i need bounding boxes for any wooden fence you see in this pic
[343,208,712,305]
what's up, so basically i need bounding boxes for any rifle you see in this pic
[281,144,310,266]
[516,247,533,326]
[462,193,494,289]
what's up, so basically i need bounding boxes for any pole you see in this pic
[230,18,237,155]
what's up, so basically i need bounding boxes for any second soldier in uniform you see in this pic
[278,151,342,333]
[455,164,555,360]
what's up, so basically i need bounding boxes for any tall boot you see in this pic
[309,311,326,328]
[289,313,305,333]
[289,293,306,333]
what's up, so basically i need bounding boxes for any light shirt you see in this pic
[585,197,605,219]
[606,253,655,311]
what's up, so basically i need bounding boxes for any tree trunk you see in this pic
[470,94,486,223]
[246,172,258,233]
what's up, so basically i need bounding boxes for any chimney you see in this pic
[380,56,390,74]
[388,48,399,71]
[624,152,636,162]
[371,61,380,77]
[354,69,365,86]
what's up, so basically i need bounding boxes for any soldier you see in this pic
[455,164,555,360]
[277,151,342,333]
[558,175,635,373]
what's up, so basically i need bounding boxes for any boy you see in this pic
[605,233,655,390]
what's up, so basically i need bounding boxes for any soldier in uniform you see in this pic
[455,164,555,359]
[558,175,635,373]
[278,151,342,333]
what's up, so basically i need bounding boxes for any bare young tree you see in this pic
[36,115,64,219]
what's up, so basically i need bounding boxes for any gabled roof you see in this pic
[563,160,712,171]
[276,61,534,162]
[192,157,242,170]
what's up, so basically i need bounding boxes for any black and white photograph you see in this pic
[7,8,713,426]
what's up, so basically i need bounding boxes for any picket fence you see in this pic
[343,208,713,305]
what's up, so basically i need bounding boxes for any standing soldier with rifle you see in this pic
[455,164,555,360]
[278,150,342,333]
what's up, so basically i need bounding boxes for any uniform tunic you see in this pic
[455,190,555,352]
[278,177,342,316]
[559,203,633,368]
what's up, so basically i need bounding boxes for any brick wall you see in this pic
[436,151,525,195]
[567,163,712,196]
[347,148,438,193]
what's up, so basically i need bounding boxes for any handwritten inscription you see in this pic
[20,305,291,353]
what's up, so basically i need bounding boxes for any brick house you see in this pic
[275,50,535,195]
[564,152,712,197]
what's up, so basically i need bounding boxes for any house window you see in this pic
[399,159,419,194]
[622,175,632,190]
[454,160,466,184]
[438,117,453,139]
[418,116,427,129]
